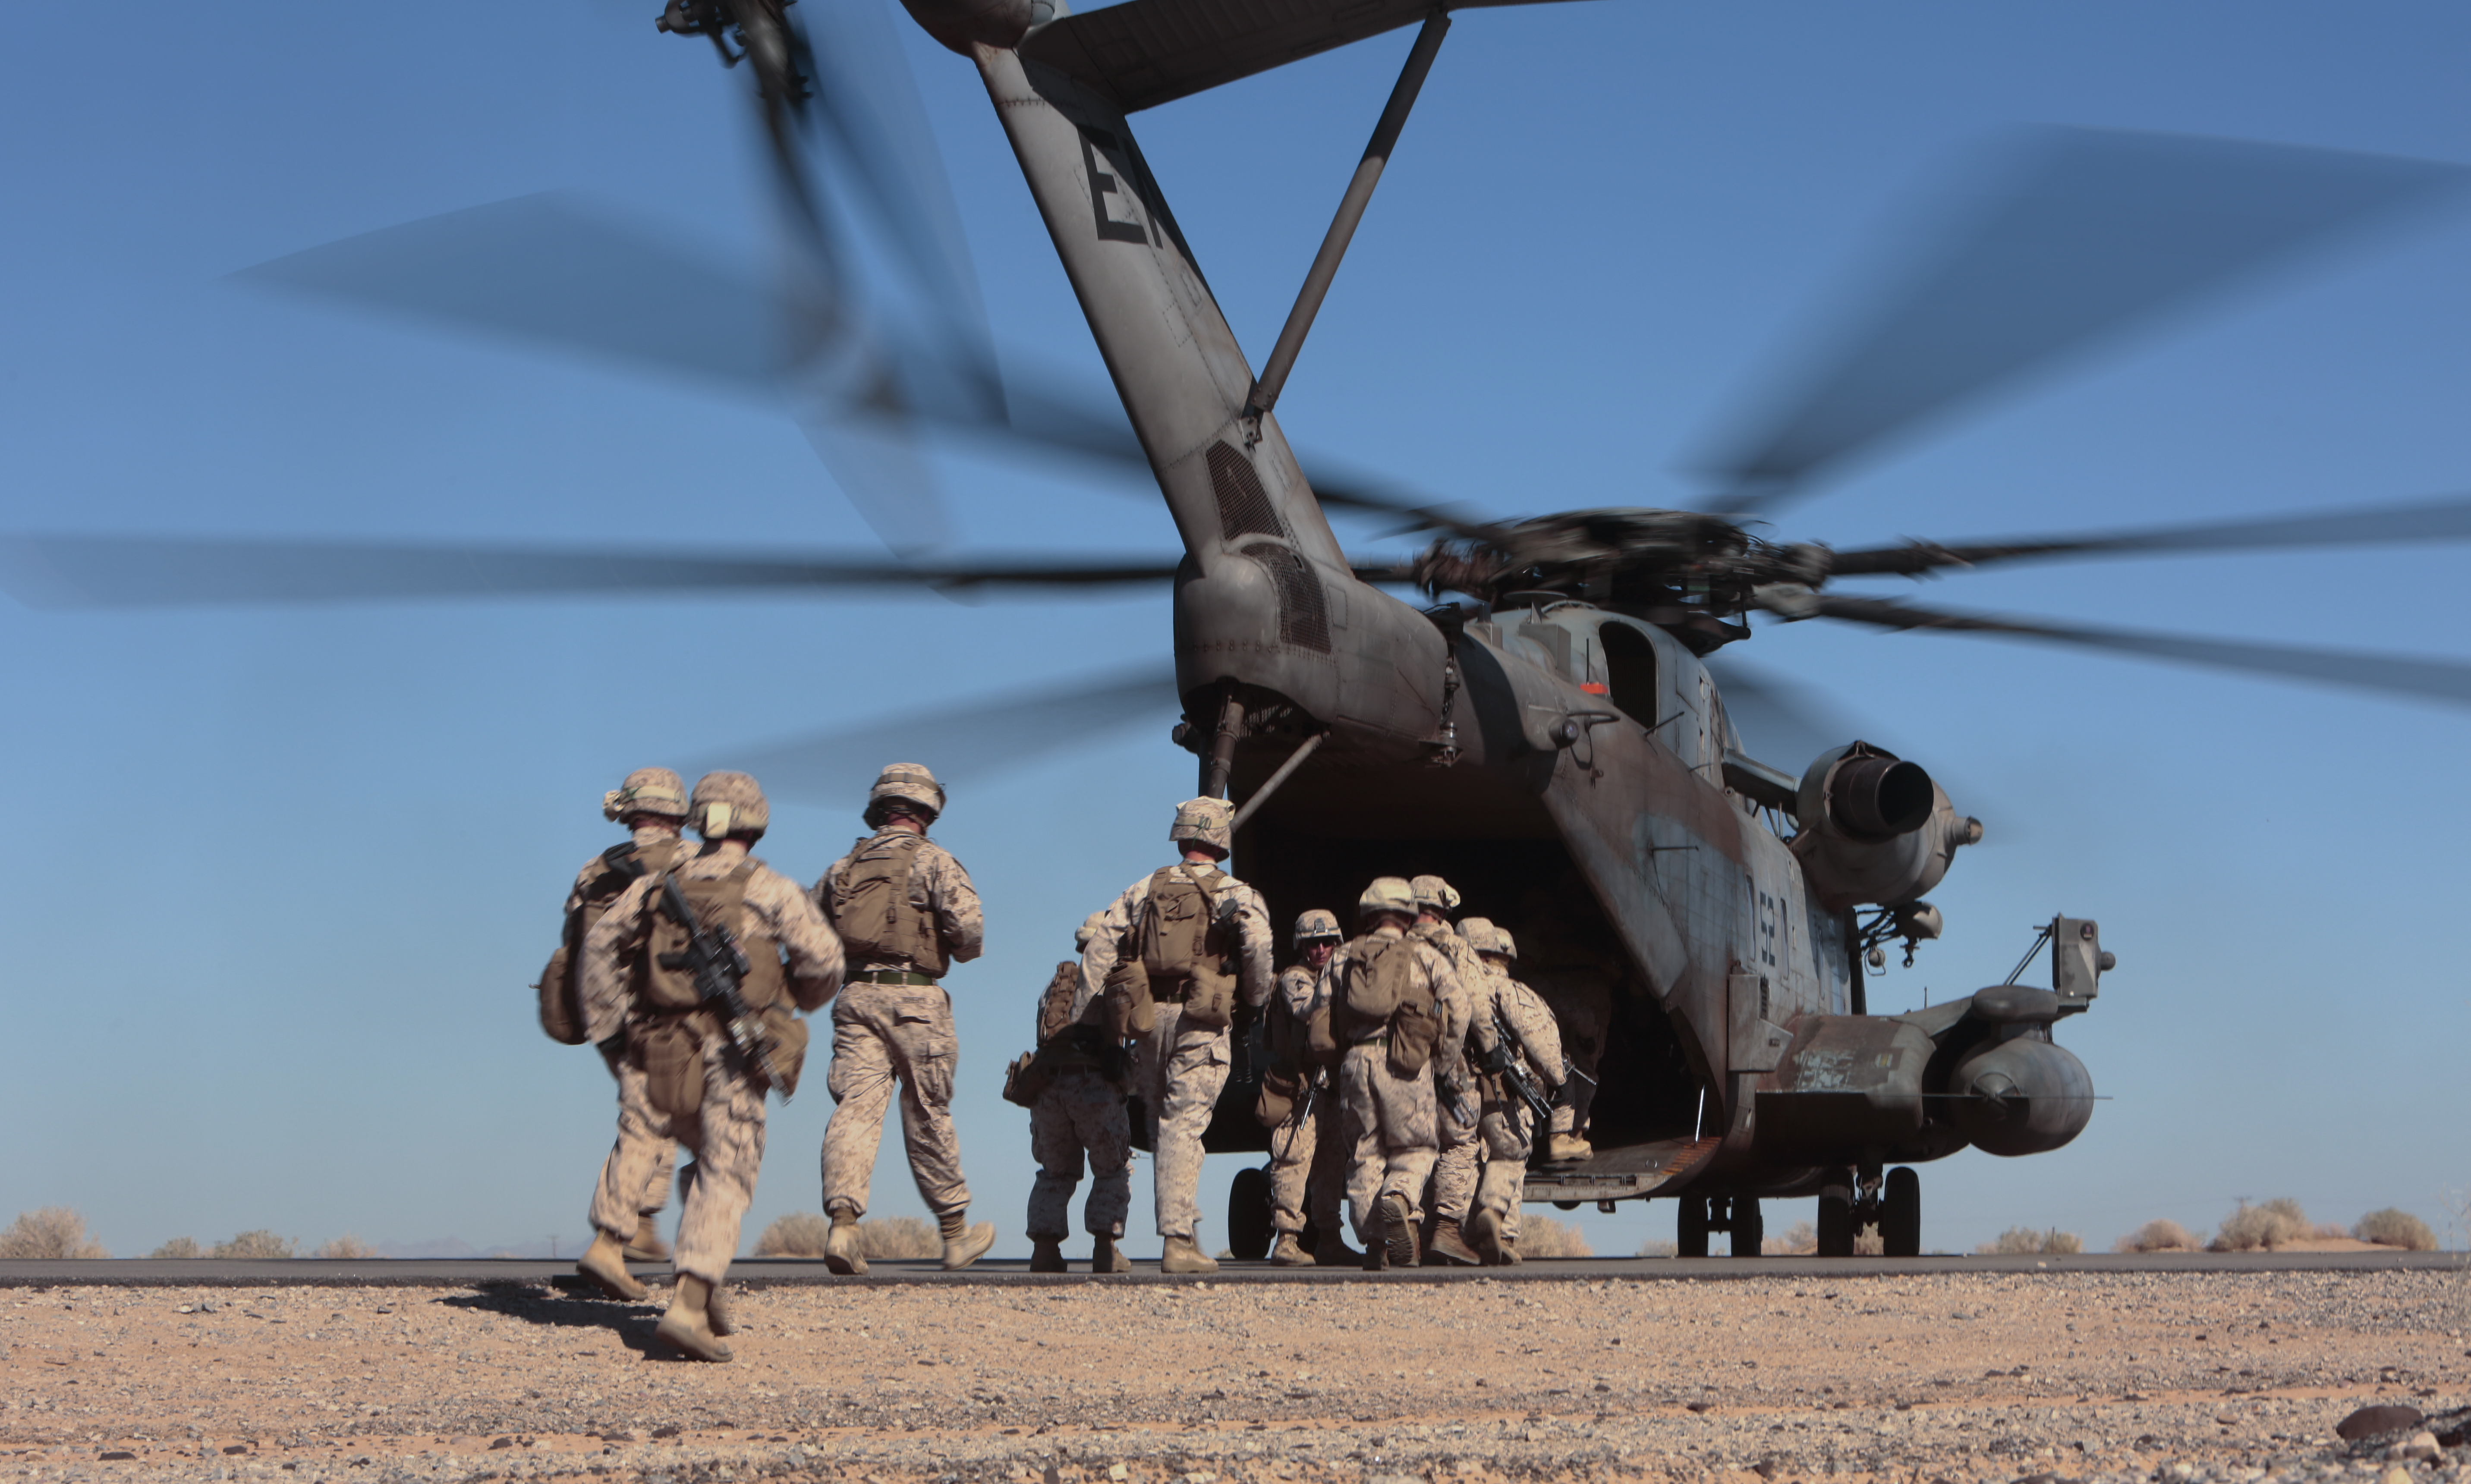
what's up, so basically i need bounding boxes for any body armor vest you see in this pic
[829,833,948,977]
[638,862,787,1013]
[539,836,685,1044]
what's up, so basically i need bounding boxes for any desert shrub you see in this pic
[2213,1198,2310,1252]
[2354,1208,2437,1251]
[1764,1220,1818,1255]
[151,1236,203,1258]
[1636,1239,1678,1258]
[754,1212,831,1258]
[857,1217,941,1259]
[1978,1226,2081,1255]
[0,1207,110,1259]
[315,1235,377,1259]
[211,1230,298,1260]
[2114,1219,2201,1253]
[1518,1216,1592,1258]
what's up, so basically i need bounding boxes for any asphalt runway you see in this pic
[0,1247,2453,1287]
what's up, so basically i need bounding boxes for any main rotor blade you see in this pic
[1784,591,2471,709]
[0,535,1179,609]
[1695,128,2464,517]
[1826,490,2471,577]
[712,661,1180,805]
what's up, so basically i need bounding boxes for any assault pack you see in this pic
[1335,931,1440,1075]
[1133,864,1240,1028]
[535,836,684,1045]
[828,832,947,975]
[1002,959,1123,1107]
[629,861,810,1115]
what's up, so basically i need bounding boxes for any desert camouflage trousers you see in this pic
[1474,1093,1540,1241]
[820,981,970,1220]
[1026,1069,1133,1240]
[1430,1063,1480,1223]
[1533,972,1612,1140]
[591,1028,765,1284]
[1265,1077,1347,1237]
[1132,1001,1230,1240]
[1340,1038,1438,1236]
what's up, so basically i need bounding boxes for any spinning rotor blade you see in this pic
[1696,128,2463,517]
[714,661,1180,805]
[1826,490,2471,577]
[0,534,1178,608]
[1778,591,2471,709]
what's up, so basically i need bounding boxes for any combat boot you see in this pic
[940,1211,997,1271]
[1269,1232,1313,1267]
[1029,1239,1067,1273]
[623,1213,671,1264]
[1315,1229,1365,1267]
[1091,1235,1130,1273]
[655,1275,733,1363]
[1160,1234,1219,1275]
[1426,1217,1480,1267]
[1547,1132,1593,1164]
[707,1281,735,1337]
[576,1229,648,1302]
[1377,1193,1421,1270]
[822,1208,868,1277]
[1464,1207,1509,1266]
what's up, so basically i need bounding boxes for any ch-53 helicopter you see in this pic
[6,0,2470,1260]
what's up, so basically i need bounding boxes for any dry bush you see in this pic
[315,1235,377,1260]
[1854,1227,1885,1256]
[1978,1226,2081,1255]
[0,1207,110,1259]
[1518,1216,1593,1258]
[753,1212,831,1258]
[150,1236,202,1258]
[2115,1218,2201,1253]
[1764,1220,1818,1255]
[2355,1208,2438,1251]
[211,1230,298,1260]
[2212,1198,2310,1252]
[858,1217,941,1259]
[1636,1239,1678,1258]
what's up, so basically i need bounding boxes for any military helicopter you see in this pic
[7,0,2471,1261]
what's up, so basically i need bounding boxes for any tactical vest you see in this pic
[538,836,684,1044]
[828,832,948,977]
[1137,865,1231,983]
[638,862,787,1014]
[1034,959,1116,1074]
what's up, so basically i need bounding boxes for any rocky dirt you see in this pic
[4,1267,2468,1484]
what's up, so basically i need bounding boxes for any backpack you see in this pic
[535,840,668,1044]
[828,833,948,976]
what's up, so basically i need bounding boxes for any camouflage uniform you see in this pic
[1264,964,1347,1242]
[581,845,841,1285]
[1464,942,1564,1249]
[812,827,984,1222]
[1318,926,1465,1240]
[563,824,685,1223]
[1411,920,1487,1229]
[1026,953,1133,1243]
[1080,861,1273,1242]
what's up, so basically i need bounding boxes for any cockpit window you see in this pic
[1600,623,1659,726]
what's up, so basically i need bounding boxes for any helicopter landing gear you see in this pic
[1882,1166,1921,1257]
[1227,1166,1273,1261]
[1815,1163,1921,1255]
[1676,1195,1762,1257]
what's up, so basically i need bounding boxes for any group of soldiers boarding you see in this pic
[541,764,1598,1361]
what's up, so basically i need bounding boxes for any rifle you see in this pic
[655,876,783,1092]
[1479,1009,1555,1143]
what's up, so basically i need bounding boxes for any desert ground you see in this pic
[4,1264,2467,1484]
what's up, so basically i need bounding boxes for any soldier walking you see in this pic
[1407,875,1485,1266]
[813,764,996,1274]
[1023,913,1135,1274]
[541,768,694,1264]
[577,771,841,1361]
[1454,918,1564,1265]
[1319,876,1465,1269]
[1080,798,1273,1275]
[1260,909,1357,1267]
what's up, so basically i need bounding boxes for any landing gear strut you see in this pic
[1816,1163,1922,1256]
[1676,1195,1762,1257]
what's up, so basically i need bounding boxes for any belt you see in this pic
[849,968,939,986]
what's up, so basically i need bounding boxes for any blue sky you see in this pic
[3,1,2468,1262]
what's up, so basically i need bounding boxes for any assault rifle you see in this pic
[655,877,783,1092]
[1479,1009,1555,1142]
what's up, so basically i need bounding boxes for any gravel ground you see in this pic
[5,1269,2467,1484]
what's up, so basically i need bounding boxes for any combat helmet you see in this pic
[1459,915,1514,960]
[1291,908,1342,949]
[1356,876,1416,924]
[690,771,769,841]
[865,763,945,829]
[1410,874,1462,918]
[1170,797,1233,857]
[604,767,688,822]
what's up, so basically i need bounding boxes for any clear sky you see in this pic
[3,1,2468,1263]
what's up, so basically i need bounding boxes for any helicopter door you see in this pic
[1599,623,1658,726]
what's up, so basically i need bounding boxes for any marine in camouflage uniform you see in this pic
[579,771,840,1362]
[1026,913,1133,1274]
[1455,918,1565,1265]
[1261,909,1354,1267]
[812,764,995,1274]
[1079,798,1274,1275]
[1407,875,1487,1267]
[554,769,692,1264]
[1318,876,1467,1269]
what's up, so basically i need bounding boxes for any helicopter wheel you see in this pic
[1676,1195,1710,1257]
[1226,1166,1273,1261]
[1881,1167,1922,1257]
[1816,1173,1856,1257]
[1731,1198,1763,1258]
